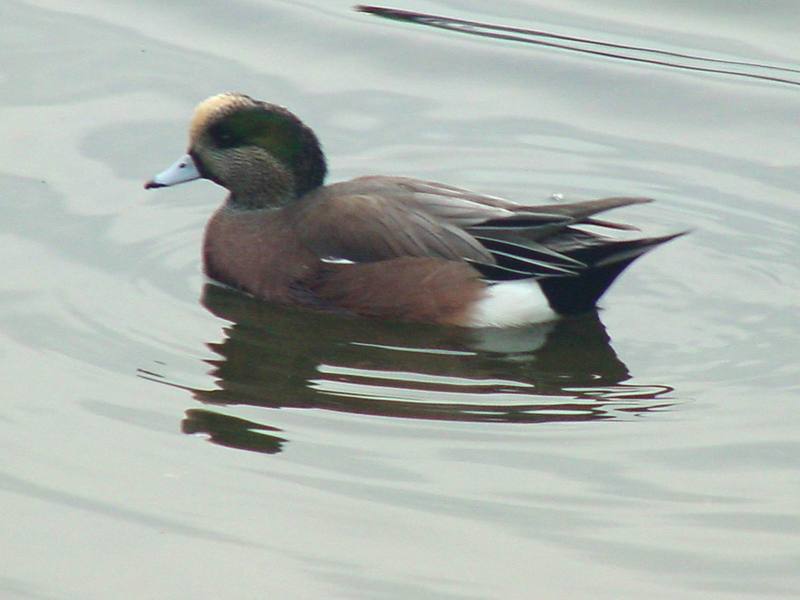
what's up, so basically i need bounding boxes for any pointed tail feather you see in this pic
[469,197,653,241]
[524,196,653,233]
[538,232,686,314]
[524,196,652,220]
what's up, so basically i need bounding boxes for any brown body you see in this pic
[204,202,485,325]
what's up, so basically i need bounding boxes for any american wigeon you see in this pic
[145,92,683,327]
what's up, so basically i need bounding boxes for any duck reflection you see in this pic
[171,283,673,454]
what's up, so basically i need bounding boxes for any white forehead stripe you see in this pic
[189,93,249,143]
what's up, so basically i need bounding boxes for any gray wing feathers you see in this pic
[335,177,650,230]
[407,193,515,226]
[299,177,655,269]
[294,193,493,263]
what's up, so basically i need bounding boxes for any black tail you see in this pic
[538,232,685,314]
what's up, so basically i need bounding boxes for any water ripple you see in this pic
[357,5,800,87]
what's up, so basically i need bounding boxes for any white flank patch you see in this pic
[320,256,356,265]
[467,280,558,328]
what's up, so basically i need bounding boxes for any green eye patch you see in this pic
[208,107,305,165]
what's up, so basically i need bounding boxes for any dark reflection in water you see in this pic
[182,409,288,455]
[142,284,673,454]
[356,5,800,87]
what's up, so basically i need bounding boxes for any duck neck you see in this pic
[226,185,295,211]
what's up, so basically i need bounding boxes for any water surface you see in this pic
[2,1,799,598]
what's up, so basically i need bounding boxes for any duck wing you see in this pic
[335,176,651,232]
[324,176,572,229]
[294,176,664,279]
[291,189,495,264]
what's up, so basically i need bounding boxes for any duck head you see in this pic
[145,92,327,208]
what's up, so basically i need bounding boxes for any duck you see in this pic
[145,92,683,327]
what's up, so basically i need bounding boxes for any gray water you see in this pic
[2,1,799,598]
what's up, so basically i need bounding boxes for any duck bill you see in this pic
[144,153,201,189]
